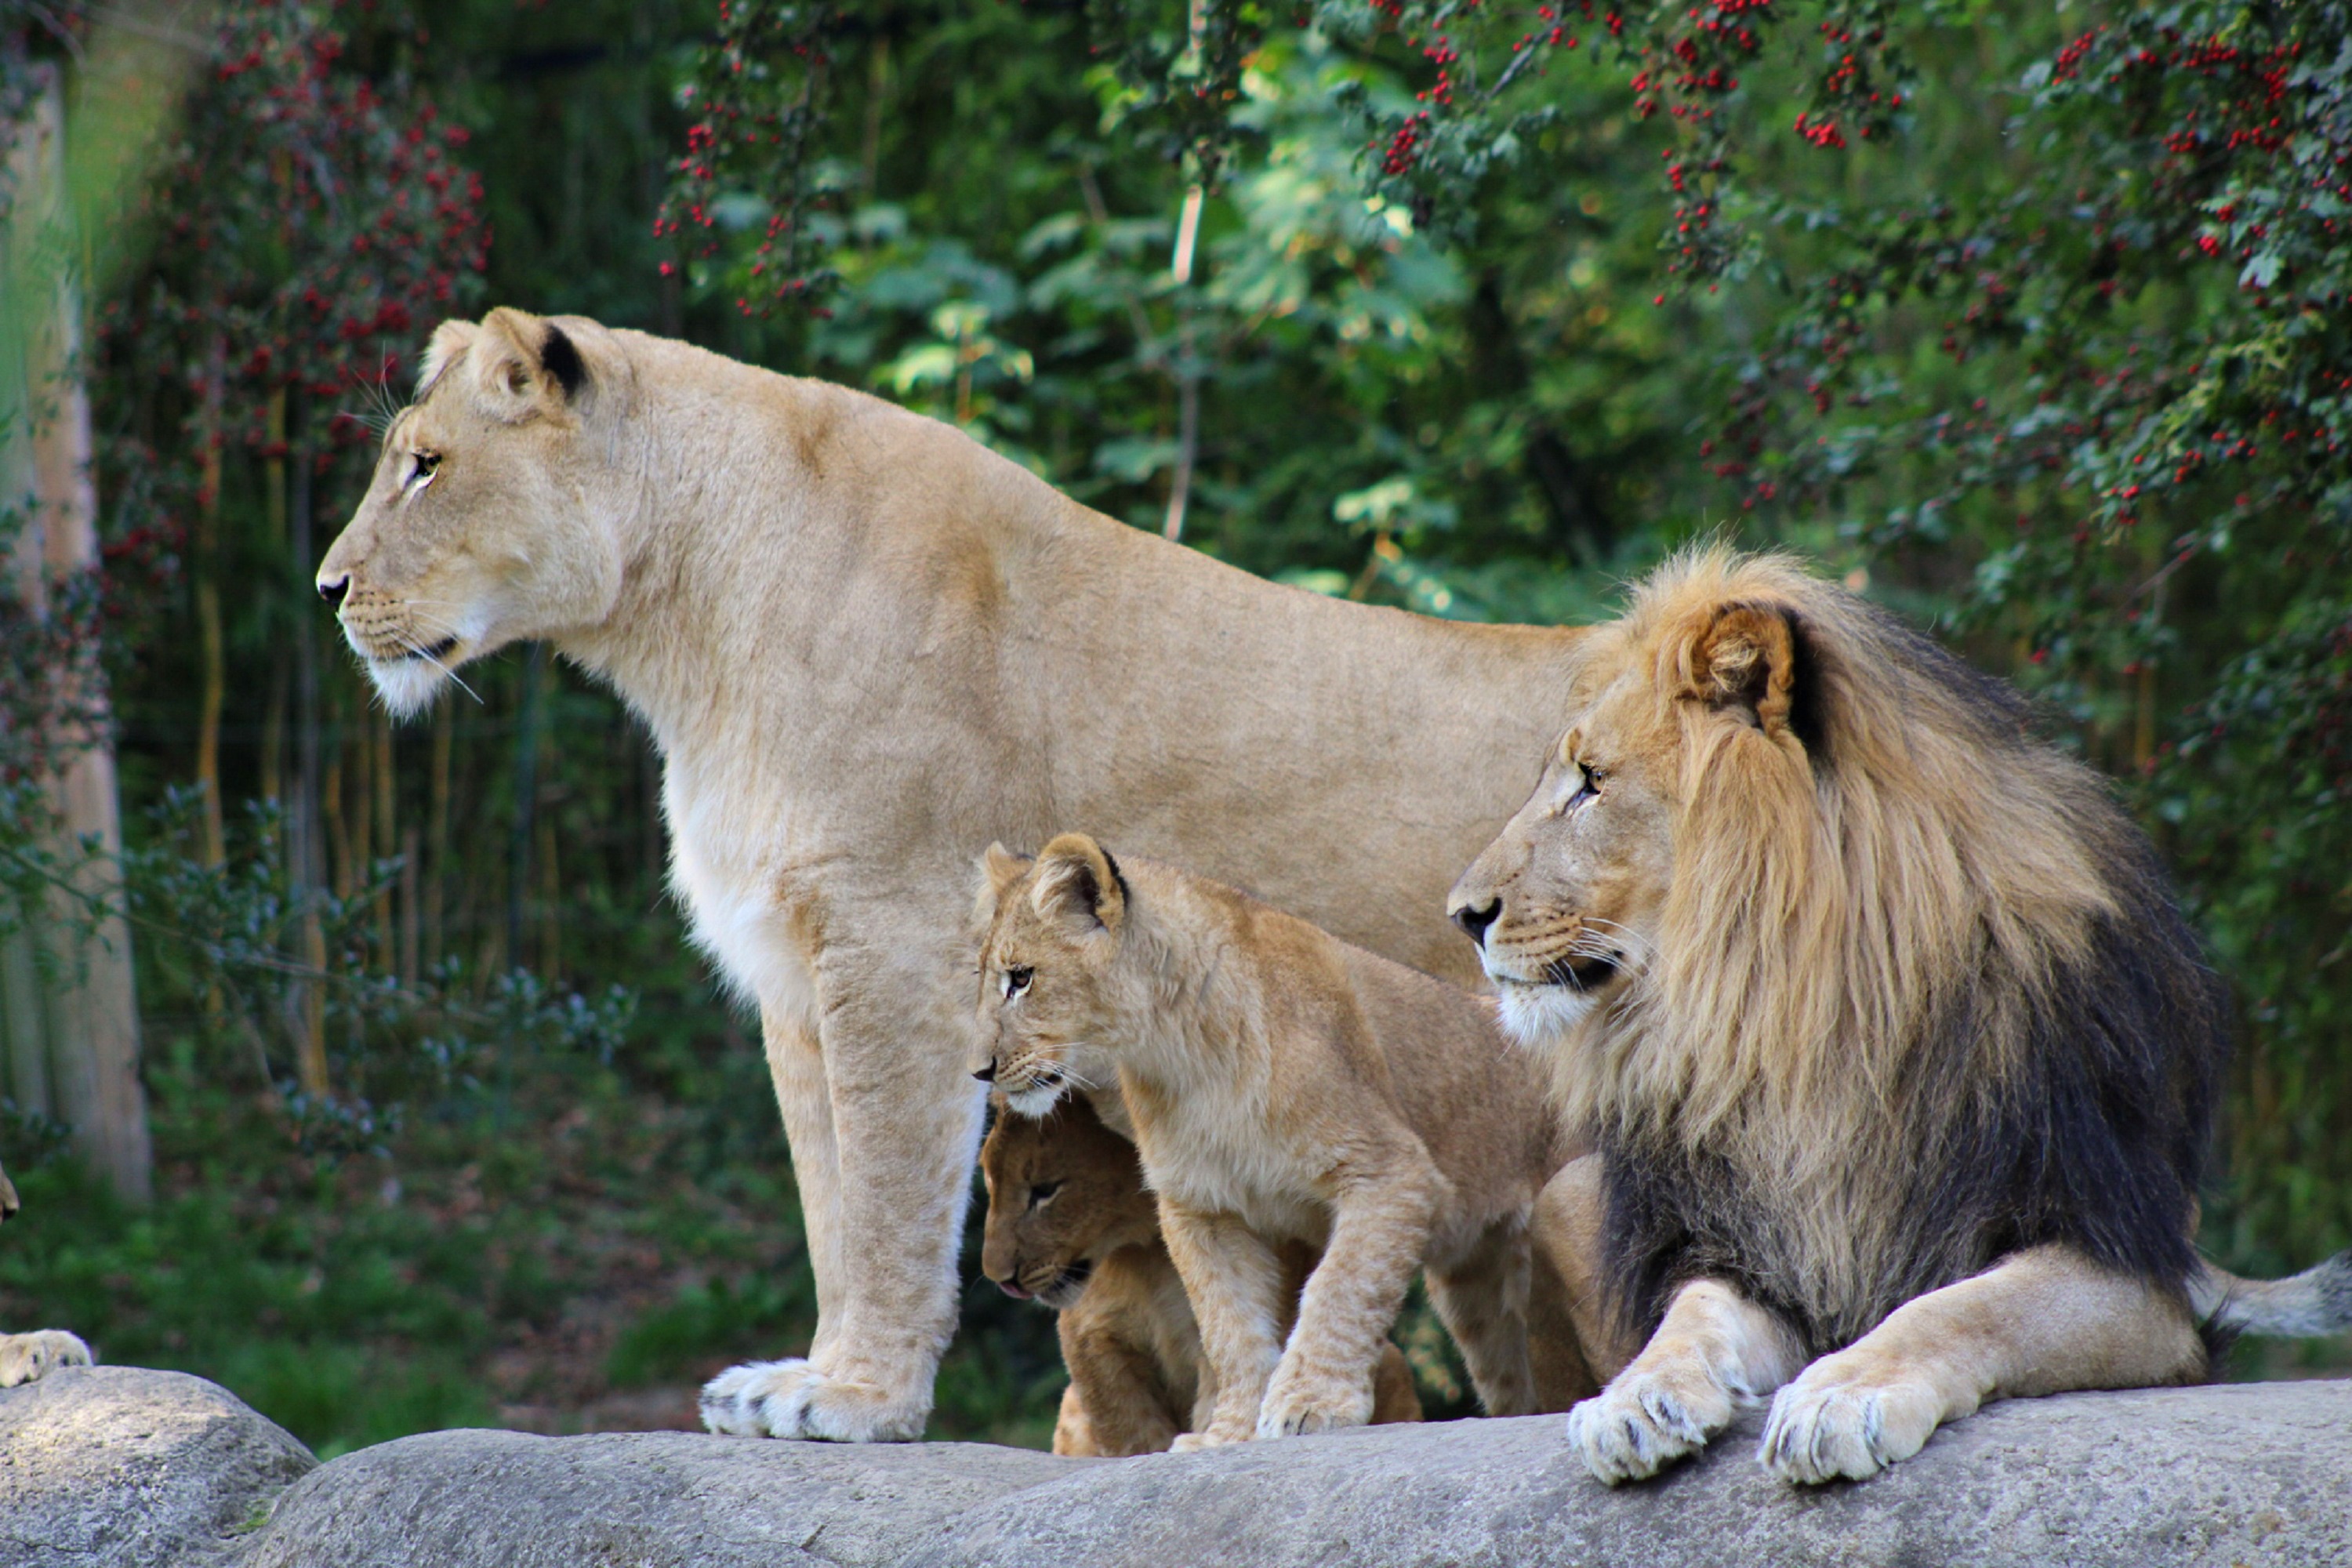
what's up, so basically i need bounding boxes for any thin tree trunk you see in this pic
[425,699,451,975]
[1163,182,1204,543]
[2,71,150,1200]
[283,384,328,1098]
[193,335,227,866]
[372,708,394,968]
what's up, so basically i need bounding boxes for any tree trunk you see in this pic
[0,70,151,1201]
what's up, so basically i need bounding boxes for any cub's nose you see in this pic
[971,1060,997,1083]
[318,573,350,610]
[1451,898,1501,947]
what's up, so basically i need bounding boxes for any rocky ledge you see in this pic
[8,1367,2349,1567]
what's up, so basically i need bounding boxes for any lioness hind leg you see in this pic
[1761,1244,2206,1485]
[0,1329,93,1388]
[1567,1279,1805,1485]
[1425,1214,1540,1417]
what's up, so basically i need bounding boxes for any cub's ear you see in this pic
[981,842,1033,897]
[1032,833,1126,935]
[1671,600,1800,739]
[468,307,590,419]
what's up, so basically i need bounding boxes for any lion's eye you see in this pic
[1028,1180,1062,1209]
[405,450,441,490]
[1563,762,1600,810]
[1000,965,1034,1001]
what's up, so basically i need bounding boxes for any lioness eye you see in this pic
[407,450,441,488]
[1000,965,1033,1000]
[1029,1181,1062,1208]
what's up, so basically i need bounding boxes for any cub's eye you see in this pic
[1028,1180,1062,1209]
[1000,965,1034,1001]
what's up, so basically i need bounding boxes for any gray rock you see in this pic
[245,1428,1080,1568]
[912,1379,2352,1568]
[0,1364,317,1568]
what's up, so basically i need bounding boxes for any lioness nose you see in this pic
[1452,899,1501,946]
[972,1060,996,1083]
[318,573,350,609]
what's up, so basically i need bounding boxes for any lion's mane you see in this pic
[1578,551,2227,1352]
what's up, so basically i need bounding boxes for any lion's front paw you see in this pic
[699,1358,925,1443]
[1169,1429,1238,1454]
[0,1329,93,1388]
[1565,1362,1735,1484]
[1255,1362,1374,1440]
[1759,1354,1947,1484]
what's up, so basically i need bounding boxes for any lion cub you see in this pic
[979,1093,1422,1455]
[975,835,1566,1446]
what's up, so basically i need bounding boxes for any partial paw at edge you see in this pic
[0,1329,93,1389]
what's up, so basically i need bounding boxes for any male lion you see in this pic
[315,308,1588,1440]
[977,1094,1422,1455]
[1448,548,2352,1485]
[0,1159,93,1388]
[975,835,1570,1446]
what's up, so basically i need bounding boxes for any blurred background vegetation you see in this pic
[0,0,2344,1457]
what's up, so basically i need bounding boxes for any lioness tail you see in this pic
[2193,1252,2352,1338]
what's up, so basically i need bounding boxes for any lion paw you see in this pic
[0,1329,93,1388]
[1759,1356,1947,1484]
[1169,1428,1242,1454]
[1255,1363,1374,1440]
[698,1358,924,1443]
[1565,1363,1735,1484]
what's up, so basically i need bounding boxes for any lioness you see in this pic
[0,1159,93,1388]
[975,835,1569,1446]
[978,1094,1422,1455]
[316,308,1588,1439]
[1449,548,2352,1484]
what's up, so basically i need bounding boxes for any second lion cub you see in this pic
[975,834,1567,1446]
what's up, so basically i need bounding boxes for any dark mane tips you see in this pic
[540,322,587,400]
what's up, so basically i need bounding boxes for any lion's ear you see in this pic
[468,307,590,419]
[1031,833,1126,935]
[1676,601,1800,739]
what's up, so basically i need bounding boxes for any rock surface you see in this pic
[912,1380,2352,1568]
[0,1365,317,1568]
[14,1367,2351,1566]
[247,1428,1076,1568]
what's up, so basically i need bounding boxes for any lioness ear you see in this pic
[469,307,590,419]
[1032,833,1126,935]
[1675,601,1800,739]
[418,320,478,397]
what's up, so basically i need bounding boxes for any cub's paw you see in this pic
[1759,1355,1946,1484]
[1256,1361,1375,1440]
[0,1329,93,1388]
[699,1359,925,1443]
[1565,1363,1734,1485]
[1169,1428,1243,1454]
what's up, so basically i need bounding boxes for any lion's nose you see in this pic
[972,1060,996,1083]
[318,573,350,610]
[1452,899,1501,947]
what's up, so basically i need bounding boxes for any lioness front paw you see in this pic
[1255,1363,1374,1440]
[0,1329,93,1388]
[1759,1355,1947,1484]
[1565,1362,1736,1484]
[699,1358,926,1443]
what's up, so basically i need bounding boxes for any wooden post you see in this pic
[0,70,151,1202]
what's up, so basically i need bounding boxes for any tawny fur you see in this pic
[978,1095,1422,1455]
[975,836,1570,1446]
[314,309,1590,1442]
[1450,548,2346,1485]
